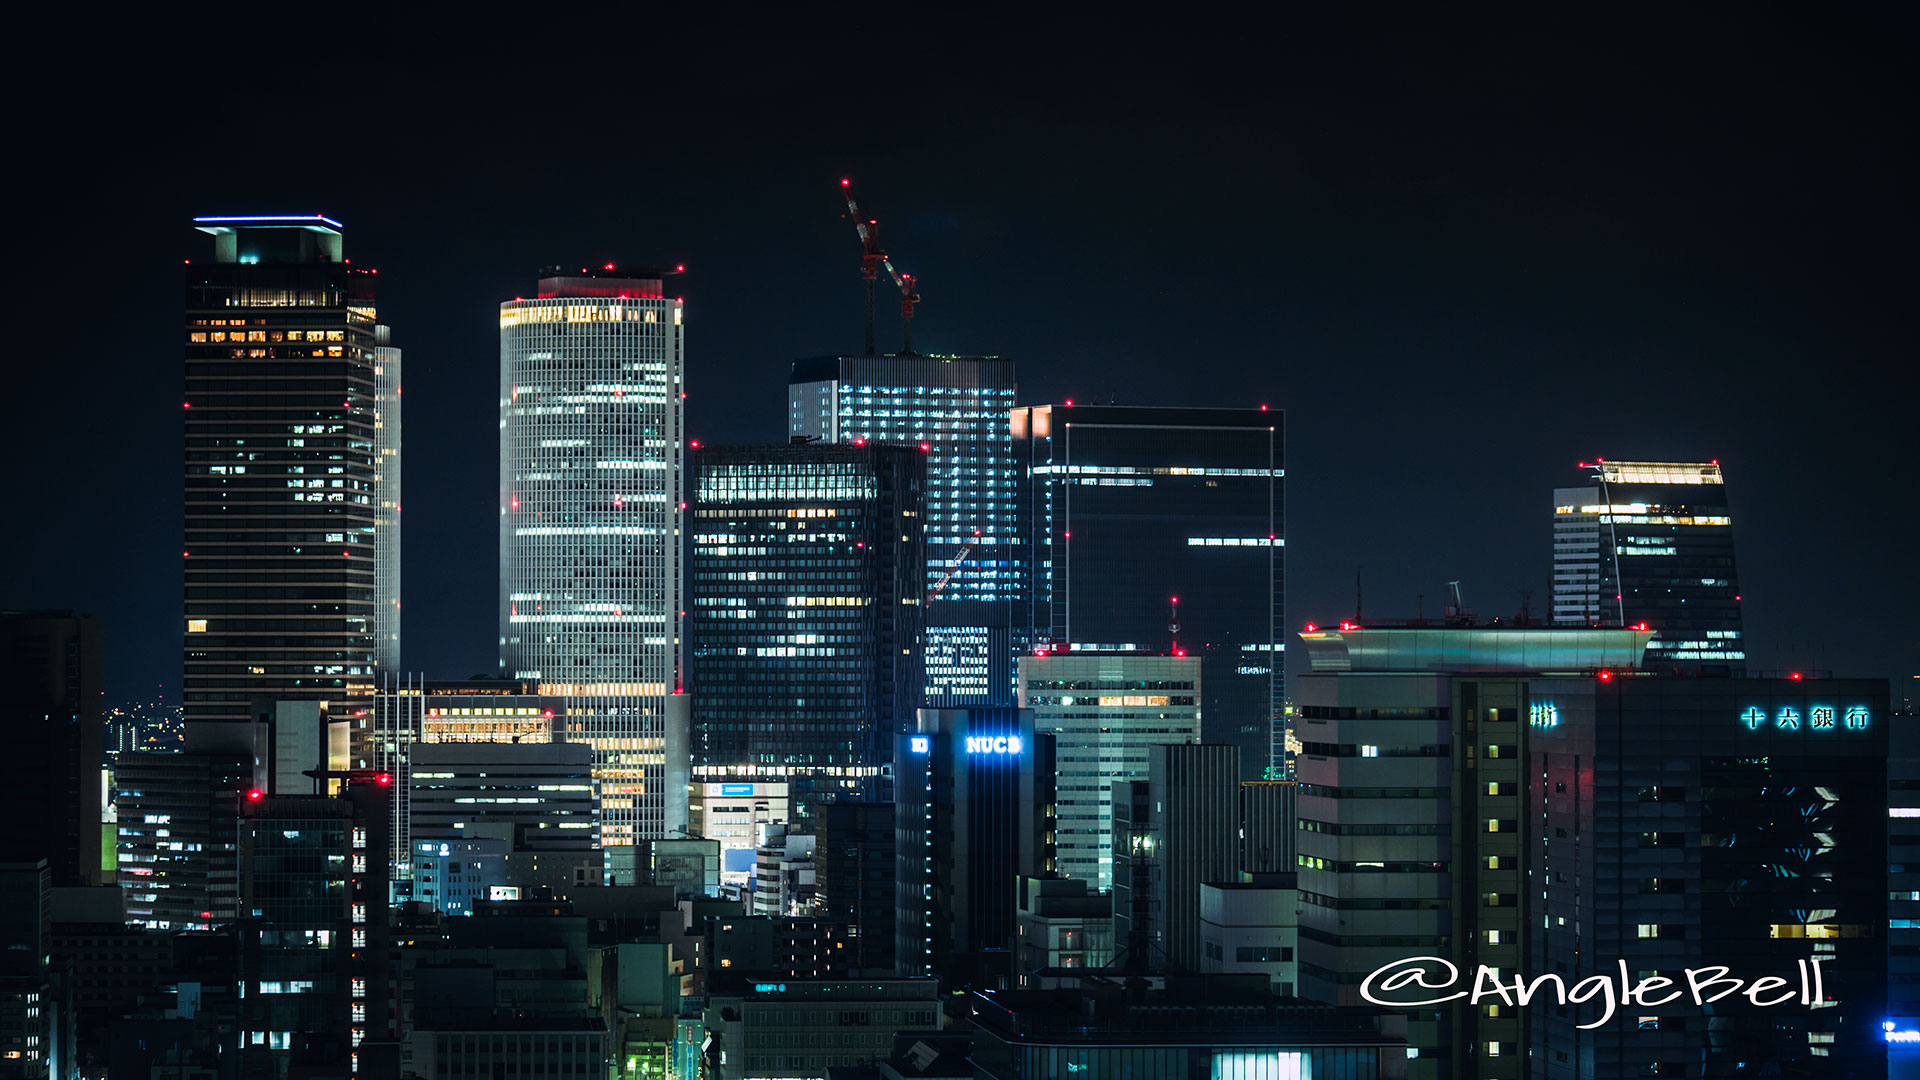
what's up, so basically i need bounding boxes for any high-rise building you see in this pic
[1,611,105,886]
[1292,624,1653,1078]
[896,708,1054,986]
[1292,623,1888,1078]
[1530,674,1889,1076]
[499,266,687,863]
[238,774,394,1078]
[1018,652,1201,891]
[688,443,925,820]
[1551,459,1744,672]
[789,354,1018,705]
[1012,404,1284,780]
[185,215,399,730]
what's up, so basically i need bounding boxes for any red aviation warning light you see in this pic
[1597,670,1614,682]
[375,773,392,786]
[246,789,264,802]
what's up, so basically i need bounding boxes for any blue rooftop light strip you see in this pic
[193,214,344,229]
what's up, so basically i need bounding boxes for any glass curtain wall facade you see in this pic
[688,444,925,822]
[184,216,399,733]
[1013,404,1284,780]
[500,268,685,855]
[788,355,1017,705]
[1551,459,1744,673]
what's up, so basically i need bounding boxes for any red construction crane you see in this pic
[926,529,981,603]
[839,178,922,355]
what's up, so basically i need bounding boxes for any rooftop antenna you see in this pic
[1169,596,1183,656]
[1416,593,1425,621]
[1354,569,1363,623]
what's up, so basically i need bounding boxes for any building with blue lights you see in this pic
[1012,404,1283,780]
[688,442,926,823]
[789,354,1018,705]
[1551,460,1744,674]
[895,708,1053,985]
[185,216,400,736]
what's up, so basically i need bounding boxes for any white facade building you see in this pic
[500,267,686,870]
[1018,652,1200,891]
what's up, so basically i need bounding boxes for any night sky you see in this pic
[7,13,1915,705]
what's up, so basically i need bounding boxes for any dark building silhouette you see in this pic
[238,771,394,1078]
[1,611,105,886]
[1012,404,1284,780]
[815,801,897,975]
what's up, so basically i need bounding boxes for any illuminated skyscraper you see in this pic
[184,215,400,732]
[1551,459,1744,673]
[789,354,1017,705]
[688,442,925,822]
[499,267,686,865]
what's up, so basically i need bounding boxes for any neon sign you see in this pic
[909,736,930,754]
[719,783,753,796]
[1742,706,1870,732]
[753,983,787,993]
[965,735,1022,755]
[1529,703,1560,729]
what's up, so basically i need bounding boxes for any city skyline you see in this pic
[10,16,1914,705]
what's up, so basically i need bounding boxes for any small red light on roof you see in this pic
[1791,672,1803,680]
[841,179,850,186]
[1065,398,1074,406]
[1598,670,1614,681]
[247,789,263,801]
[376,773,392,786]
[676,264,685,273]
[1260,404,1268,411]
[919,442,930,451]
[605,263,615,270]
[1171,596,1179,604]
[544,709,554,717]
[1304,623,1318,632]
[690,440,701,449]
[183,402,191,408]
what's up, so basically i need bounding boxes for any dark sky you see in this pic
[6,13,1915,705]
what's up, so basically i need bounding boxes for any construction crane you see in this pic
[839,178,922,355]
[926,529,981,603]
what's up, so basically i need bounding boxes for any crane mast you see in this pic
[839,178,923,355]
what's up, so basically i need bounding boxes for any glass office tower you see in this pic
[184,216,400,731]
[688,443,925,822]
[1551,459,1744,673]
[500,267,686,859]
[789,355,1017,705]
[1013,404,1284,780]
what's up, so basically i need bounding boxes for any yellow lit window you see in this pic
[187,620,208,633]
